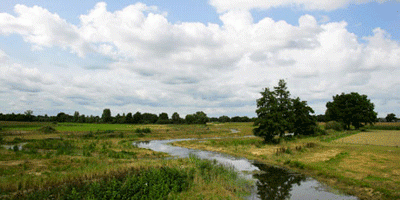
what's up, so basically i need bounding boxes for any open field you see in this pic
[173,129,400,200]
[334,130,400,146]
[2,121,400,199]
[0,121,252,199]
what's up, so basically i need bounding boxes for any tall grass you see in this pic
[12,167,192,200]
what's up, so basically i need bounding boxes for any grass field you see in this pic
[334,130,400,146]
[2,121,400,199]
[0,121,252,199]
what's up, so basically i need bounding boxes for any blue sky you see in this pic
[0,0,400,117]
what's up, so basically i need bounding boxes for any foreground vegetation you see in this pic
[0,121,252,199]
[173,123,400,200]
[2,121,400,199]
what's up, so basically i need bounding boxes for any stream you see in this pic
[134,138,358,200]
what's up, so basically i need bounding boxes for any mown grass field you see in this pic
[0,121,252,199]
[173,127,400,200]
[334,130,400,146]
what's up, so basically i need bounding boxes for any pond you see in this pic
[134,138,358,200]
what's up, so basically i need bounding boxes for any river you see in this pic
[134,138,358,200]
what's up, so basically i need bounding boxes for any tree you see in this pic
[218,115,230,123]
[185,114,196,124]
[102,108,112,123]
[157,112,169,124]
[24,110,33,122]
[292,97,316,136]
[254,79,316,143]
[385,113,397,122]
[126,112,133,124]
[56,112,68,122]
[325,92,377,129]
[142,113,158,124]
[171,112,182,124]
[73,111,80,122]
[194,111,208,124]
[132,112,142,124]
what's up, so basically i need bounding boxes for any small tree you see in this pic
[24,110,33,122]
[157,112,170,124]
[102,109,112,123]
[73,111,80,122]
[171,112,182,124]
[194,111,208,124]
[385,113,397,122]
[325,92,377,129]
[132,112,142,124]
[126,112,133,124]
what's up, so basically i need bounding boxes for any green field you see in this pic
[1,121,400,200]
[0,121,252,199]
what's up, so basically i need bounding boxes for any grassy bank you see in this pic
[0,121,252,199]
[173,129,400,200]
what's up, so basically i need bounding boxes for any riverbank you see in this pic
[172,129,400,200]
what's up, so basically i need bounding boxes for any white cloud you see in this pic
[0,3,400,117]
[209,0,395,12]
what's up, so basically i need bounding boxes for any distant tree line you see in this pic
[0,109,256,125]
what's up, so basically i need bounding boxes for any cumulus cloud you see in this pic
[209,0,395,12]
[0,2,400,117]
[0,4,91,56]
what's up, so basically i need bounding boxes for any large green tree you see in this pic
[325,92,377,129]
[254,80,316,142]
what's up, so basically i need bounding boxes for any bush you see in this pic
[135,128,151,134]
[38,126,56,133]
[325,121,344,131]
[314,126,327,135]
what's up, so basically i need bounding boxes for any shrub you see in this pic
[135,128,151,134]
[325,121,344,131]
[38,126,56,133]
[20,167,192,199]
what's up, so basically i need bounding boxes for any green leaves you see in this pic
[325,92,377,129]
[254,79,317,142]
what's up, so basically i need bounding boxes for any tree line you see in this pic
[0,110,255,125]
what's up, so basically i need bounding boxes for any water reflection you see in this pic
[253,163,306,200]
[134,139,358,200]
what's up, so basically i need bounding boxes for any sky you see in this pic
[0,0,400,118]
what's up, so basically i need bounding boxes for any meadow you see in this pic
[1,121,400,200]
[0,121,252,199]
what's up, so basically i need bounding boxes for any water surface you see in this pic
[134,138,358,200]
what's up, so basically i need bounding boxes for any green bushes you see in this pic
[38,126,56,133]
[325,121,344,131]
[16,167,192,200]
[135,127,151,134]
[24,140,75,155]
